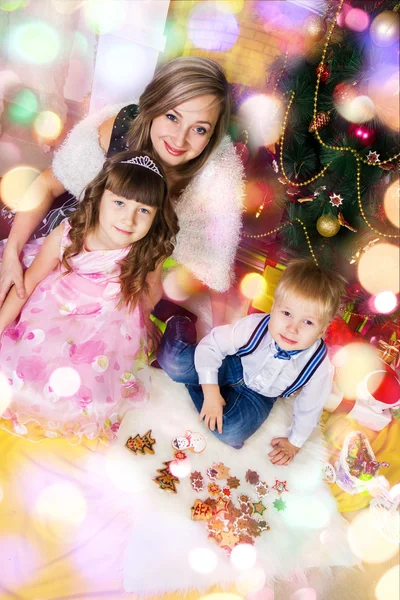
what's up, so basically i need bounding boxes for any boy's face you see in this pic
[268,295,328,351]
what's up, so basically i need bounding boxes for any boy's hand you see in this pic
[199,389,226,434]
[268,437,299,466]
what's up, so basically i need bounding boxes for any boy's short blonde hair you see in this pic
[274,258,346,324]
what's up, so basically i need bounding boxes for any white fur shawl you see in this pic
[52,104,245,292]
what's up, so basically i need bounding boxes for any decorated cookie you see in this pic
[252,500,267,517]
[272,479,289,495]
[273,498,287,511]
[171,430,206,453]
[191,499,215,520]
[153,461,180,493]
[214,462,231,480]
[190,471,204,492]
[206,467,219,481]
[125,430,156,455]
[227,476,240,489]
[255,481,270,498]
[208,483,221,496]
[245,469,260,485]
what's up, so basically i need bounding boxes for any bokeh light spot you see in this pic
[200,594,243,600]
[0,165,40,212]
[348,510,398,563]
[358,242,400,294]
[34,110,62,140]
[369,66,399,131]
[376,565,400,600]
[168,458,191,479]
[84,0,125,34]
[238,94,283,148]
[230,543,257,570]
[332,343,383,399]
[0,69,20,96]
[344,8,370,32]
[8,88,38,125]
[8,21,60,64]
[289,589,317,600]
[337,2,352,27]
[282,495,331,529]
[188,547,218,574]
[373,291,397,314]
[188,4,239,52]
[236,567,266,594]
[0,0,26,11]
[216,0,244,13]
[49,367,81,397]
[0,141,21,171]
[336,95,375,123]
[34,482,87,540]
[240,273,267,300]
[383,179,399,228]
[51,0,83,15]
[162,270,191,302]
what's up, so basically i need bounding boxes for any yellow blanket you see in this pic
[322,412,400,512]
[1,415,397,596]
[0,430,230,599]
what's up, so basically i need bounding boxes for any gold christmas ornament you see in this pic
[316,214,340,237]
[370,10,400,47]
[302,14,327,41]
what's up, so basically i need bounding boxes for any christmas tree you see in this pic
[243,0,399,355]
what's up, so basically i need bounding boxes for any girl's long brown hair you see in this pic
[126,56,231,181]
[61,151,179,310]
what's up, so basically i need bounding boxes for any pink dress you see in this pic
[0,220,149,444]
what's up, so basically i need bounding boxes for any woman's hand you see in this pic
[146,318,163,355]
[0,249,25,308]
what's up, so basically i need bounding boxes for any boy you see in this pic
[157,258,345,465]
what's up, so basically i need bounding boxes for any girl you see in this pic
[0,57,244,339]
[0,151,178,444]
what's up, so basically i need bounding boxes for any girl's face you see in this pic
[150,94,221,167]
[94,190,157,250]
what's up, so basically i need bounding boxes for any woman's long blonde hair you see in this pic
[62,151,179,310]
[126,56,231,180]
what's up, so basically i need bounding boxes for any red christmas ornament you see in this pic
[333,81,357,106]
[347,123,376,146]
[316,63,330,83]
[347,282,362,297]
[325,318,359,349]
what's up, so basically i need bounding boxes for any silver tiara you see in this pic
[120,155,163,178]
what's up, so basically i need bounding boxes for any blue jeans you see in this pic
[157,316,277,449]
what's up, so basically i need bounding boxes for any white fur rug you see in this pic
[115,369,356,595]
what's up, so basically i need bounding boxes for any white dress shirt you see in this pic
[194,313,334,447]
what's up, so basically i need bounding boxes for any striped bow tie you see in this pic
[274,343,303,360]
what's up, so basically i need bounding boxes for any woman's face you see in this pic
[150,94,221,167]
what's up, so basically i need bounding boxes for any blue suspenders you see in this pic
[236,315,327,398]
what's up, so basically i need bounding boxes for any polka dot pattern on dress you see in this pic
[107,105,139,158]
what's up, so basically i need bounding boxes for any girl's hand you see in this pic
[268,437,300,466]
[0,249,26,308]
[146,318,163,355]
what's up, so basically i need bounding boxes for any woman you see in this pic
[0,56,244,339]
